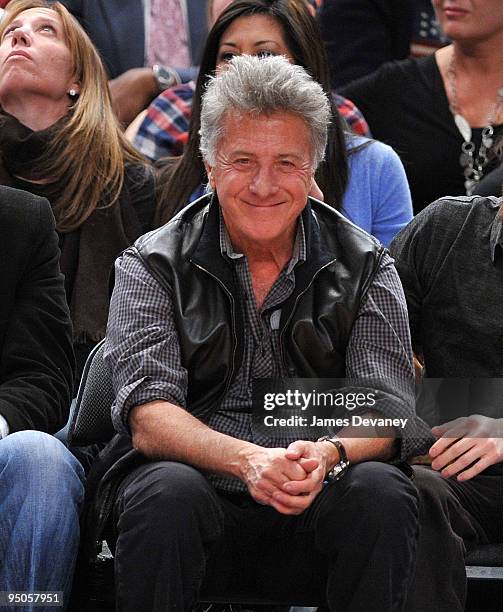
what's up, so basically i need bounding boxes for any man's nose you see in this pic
[11,27,30,47]
[248,165,279,198]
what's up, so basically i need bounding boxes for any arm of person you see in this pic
[339,61,398,138]
[105,250,311,514]
[343,138,413,246]
[344,250,432,459]
[389,213,429,357]
[133,82,195,162]
[270,252,432,513]
[110,66,197,127]
[369,142,413,246]
[130,399,314,513]
[109,68,160,127]
[389,200,501,466]
[429,415,503,481]
[0,193,74,434]
[125,109,148,143]
[333,94,372,138]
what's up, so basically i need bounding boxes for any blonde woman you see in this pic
[0,0,155,379]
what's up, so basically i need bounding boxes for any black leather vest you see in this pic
[135,194,385,419]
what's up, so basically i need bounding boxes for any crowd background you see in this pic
[1,1,503,611]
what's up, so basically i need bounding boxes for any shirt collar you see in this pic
[218,205,306,271]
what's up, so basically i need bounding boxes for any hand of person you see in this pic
[124,109,148,142]
[109,68,159,127]
[430,415,503,481]
[265,440,333,514]
[239,445,312,514]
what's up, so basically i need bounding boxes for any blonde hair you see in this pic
[0,0,146,232]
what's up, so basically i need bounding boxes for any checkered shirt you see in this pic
[134,81,195,162]
[133,84,371,162]
[333,93,371,138]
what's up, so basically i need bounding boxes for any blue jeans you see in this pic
[0,431,85,611]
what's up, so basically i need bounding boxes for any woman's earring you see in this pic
[68,89,78,98]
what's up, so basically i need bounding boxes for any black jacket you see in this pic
[0,186,74,433]
[84,195,420,553]
[137,195,385,413]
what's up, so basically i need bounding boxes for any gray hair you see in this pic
[199,54,330,168]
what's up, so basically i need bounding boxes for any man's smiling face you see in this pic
[207,109,314,250]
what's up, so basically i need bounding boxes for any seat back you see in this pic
[68,339,115,446]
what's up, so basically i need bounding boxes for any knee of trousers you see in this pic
[0,431,84,489]
[118,462,224,538]
[0,431,85,516]
[412,465,463,527]
[319,462,419,529]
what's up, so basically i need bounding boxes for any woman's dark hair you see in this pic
[156,0,348,224]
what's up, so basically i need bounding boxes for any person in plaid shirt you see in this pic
[134,82,371,162]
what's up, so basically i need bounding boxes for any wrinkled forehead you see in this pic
[219,108,311,136]
[216,108,314,157]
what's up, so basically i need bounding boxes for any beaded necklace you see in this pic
[447,56,503,195]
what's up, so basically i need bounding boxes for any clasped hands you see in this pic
[240,440,335,515]
[430,415,503,481]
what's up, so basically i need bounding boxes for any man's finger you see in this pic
[297,457,319,473]
[269,497,305,515]
[254,479,279,498]
[285,441,310,459]
[281,476,321,495]
[271,489,316,512]
[280,459,309,481]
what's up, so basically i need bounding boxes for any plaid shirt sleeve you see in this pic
[133,81,196,162]
[346,251,434,459]
[104,249,188,435]
[333,93,372,138]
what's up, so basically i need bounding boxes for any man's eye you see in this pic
[279,160,295,169]
[235,158,250,166]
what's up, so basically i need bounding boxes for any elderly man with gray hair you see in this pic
[98,54,430,611]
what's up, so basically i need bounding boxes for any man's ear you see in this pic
[204,162,216,190]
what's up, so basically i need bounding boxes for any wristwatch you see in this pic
[152,64,180,92]
[317,435,350,481]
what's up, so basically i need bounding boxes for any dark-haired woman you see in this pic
[134,0,412,246]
